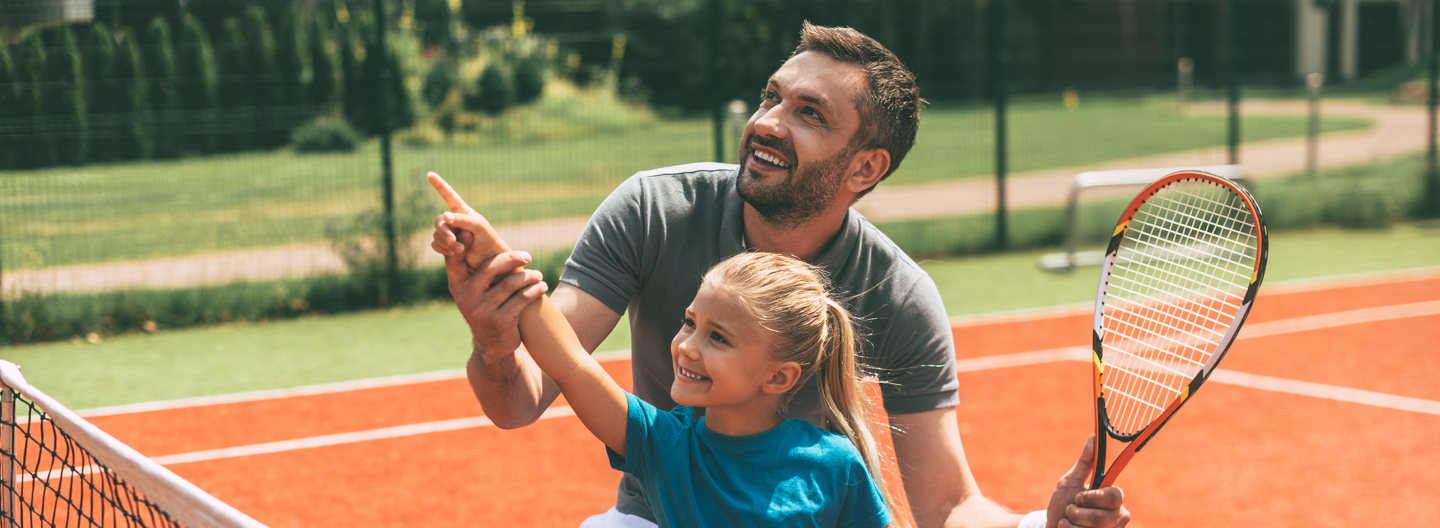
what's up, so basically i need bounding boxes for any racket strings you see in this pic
[1102,180,1259,436]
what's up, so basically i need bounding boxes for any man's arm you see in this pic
[453,257,624,428]
[428,173,624,429]
[889,407,1017,528]
[889,408,1129,528]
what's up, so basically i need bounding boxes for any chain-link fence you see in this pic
[1,0,1436,344]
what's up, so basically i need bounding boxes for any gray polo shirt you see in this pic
[561,162,959,521]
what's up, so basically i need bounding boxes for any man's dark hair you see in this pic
[792,21,924,196]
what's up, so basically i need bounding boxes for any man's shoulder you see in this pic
[609,162,738,206]
[632,162,737,180]
[846,212,934,296]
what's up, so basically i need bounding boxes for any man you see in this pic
[432,23,1129,528]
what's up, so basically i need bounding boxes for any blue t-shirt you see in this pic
[607,393,893,528]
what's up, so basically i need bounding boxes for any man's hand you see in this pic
[425,173,546,365]
[1045,436,1129,528]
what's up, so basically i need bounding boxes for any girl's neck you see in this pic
[702,399,786,437]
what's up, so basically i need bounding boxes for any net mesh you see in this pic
[0,394,182,528]
[1101,179,1259,436]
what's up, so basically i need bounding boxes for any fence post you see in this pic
[375,0,398,305]
[1224,0,1240,165]
[1427,0,1439,217]
[709,0,726,163]
[991,0,1009,250]
[1306,73,1323,178]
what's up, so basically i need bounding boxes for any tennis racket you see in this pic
[1089,170,1268,490]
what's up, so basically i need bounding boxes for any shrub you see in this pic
[145,18,180,159]
[84,23,119,163]
[176,16,218,155]
[513,56,545,105]
[467,61,511,116]
[309,16,340,110]
[292,117,360,152]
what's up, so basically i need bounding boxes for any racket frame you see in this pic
[1089,170,1269,490]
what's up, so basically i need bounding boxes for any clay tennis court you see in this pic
[76,271,1440,527]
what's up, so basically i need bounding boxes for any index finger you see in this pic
[426,172,473,214]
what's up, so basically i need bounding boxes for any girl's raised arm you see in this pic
[428,173,630,456]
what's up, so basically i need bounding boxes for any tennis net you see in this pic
[0,360,265,528]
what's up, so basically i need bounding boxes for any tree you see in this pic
[15,28,48,168]
[0,34,18,169]
[309,15,340,111]
[422,59,452,109]
[340,14,372,133]
[85,23,119,163]
[177,16,218,154]
[114,30,152,160]
[243,5,281,148]
[382,49,415,130]
[414,0,454,49]
[216,18,251,152]
[144,18,180,159]
[274,4,306,108]
[47,25,88,165]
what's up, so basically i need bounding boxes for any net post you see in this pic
[0,378,13,528]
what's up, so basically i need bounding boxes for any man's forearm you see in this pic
[466,341,558,429]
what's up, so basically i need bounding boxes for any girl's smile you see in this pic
[670,279,797,436]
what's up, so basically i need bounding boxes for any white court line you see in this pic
[1206,370,1440,416]
[948,266,1440,327]
[77,350,632,418]
[1238,300,1440,339]
[154,406,576,467]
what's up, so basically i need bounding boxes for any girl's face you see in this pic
[670,280,784,411]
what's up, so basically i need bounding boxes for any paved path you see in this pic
[3,100,1430,297]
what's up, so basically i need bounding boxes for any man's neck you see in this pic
[741,203,848,263]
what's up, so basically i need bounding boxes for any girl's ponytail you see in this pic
[816,298,910,528]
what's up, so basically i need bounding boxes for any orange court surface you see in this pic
[79,272,1440,527]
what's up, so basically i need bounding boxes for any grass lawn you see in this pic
[5,221,1436,411]
[0,98,1370,270]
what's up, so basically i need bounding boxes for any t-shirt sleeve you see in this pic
[606,392,684,479]
[561,175,648,315]
[873,273,961,415]
[838,454,894,528]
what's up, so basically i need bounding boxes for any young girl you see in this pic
[430,176,905,528]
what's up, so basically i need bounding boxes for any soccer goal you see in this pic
[1037,165,1249,273]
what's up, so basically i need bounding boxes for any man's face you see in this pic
[736,51,867,227]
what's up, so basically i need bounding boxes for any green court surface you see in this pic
[4,222,1435,411]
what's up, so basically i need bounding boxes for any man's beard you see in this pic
[736,135,855,230]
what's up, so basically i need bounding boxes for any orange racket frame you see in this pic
[1089,170,1268,490]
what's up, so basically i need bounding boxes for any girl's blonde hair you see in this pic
[705,252,908,527]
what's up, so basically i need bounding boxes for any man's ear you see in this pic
[843,148,890,195]
[762,362,803,395]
